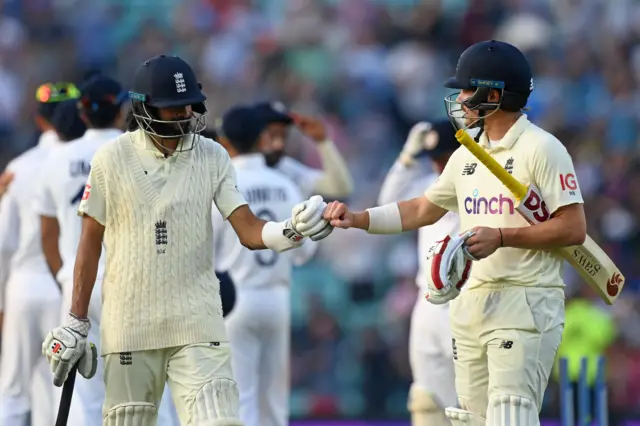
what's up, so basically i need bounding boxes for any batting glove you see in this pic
[42,313,98,387]
[399,122,432,166]
[291,195,333,241]
[424,233,473,305]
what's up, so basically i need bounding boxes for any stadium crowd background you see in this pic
[0,0,639,422]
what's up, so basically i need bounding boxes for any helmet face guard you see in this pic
[444,79,505,132]
[129,92,206,152]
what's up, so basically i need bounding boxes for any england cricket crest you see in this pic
[155,220,168,254]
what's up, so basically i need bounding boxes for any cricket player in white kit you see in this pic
[323,40,587,426]
[35,74,180,426]
[0,82,80,426]
[252,102,354,199]
[41,55,334,426]
[378,120,461,426]
[213,106,318,426]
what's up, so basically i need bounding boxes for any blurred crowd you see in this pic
[1,0,640,421]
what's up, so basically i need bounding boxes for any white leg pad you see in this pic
[408,385,450,425]
[103,402,157,426]
[445,407,486,426]
[486,394,537,426]
[190,378,243,426]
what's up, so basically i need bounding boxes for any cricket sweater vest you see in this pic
[94,135,226,355]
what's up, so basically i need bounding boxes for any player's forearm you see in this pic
[501,216,586,250]
[313,141,354,198]
[41,216,63,279]
[70,244,101,318]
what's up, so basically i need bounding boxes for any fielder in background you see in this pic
[213,106,318,426]
[41,54,334,426]
[323,40,587,426]
[252,101,354,199]
[0,82,79,426]
[378,120,460,426]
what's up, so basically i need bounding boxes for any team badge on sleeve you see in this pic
[81,184,91,201]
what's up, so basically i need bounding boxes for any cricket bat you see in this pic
[55,366,77,426]
[455,129,625,304]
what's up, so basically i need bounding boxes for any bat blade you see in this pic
[455,130,625,304]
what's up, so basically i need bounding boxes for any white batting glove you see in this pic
[291,195,334,241]
[424,233,473,305]
[399,122,432,166]
[42,313,98,387]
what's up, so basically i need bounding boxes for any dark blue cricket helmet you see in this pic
[444,40,533,130]
[128,55,206,147]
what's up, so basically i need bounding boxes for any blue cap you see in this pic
[221,105,269,153]
[253,101,293,125]
[78,74,127,110]
[51,99,87,142]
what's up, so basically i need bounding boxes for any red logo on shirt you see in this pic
[559,173,577,191]
[81,184,91,201]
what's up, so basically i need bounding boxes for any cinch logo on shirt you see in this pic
[464,189,515,215]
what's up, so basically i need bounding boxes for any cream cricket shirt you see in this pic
[425,115,584,289]
[78,130,248,354]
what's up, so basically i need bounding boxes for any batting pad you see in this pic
[103,401,156,426]
[191,378,243,426]
[487,394,536,426]
[446,407,486,426]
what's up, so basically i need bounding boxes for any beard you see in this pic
[264,150,284,167]
[149,118,192,138]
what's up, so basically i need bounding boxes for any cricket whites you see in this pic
[455,129,625,304]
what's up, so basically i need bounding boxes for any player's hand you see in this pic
[42,313,98,386]
[291,113,327,143]
[323,200,353,229]
[291,195,333,241]
[0,170,14,197]
[399,122,432,166]
[463,227,501,260]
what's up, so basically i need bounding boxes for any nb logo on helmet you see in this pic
[174,73,186,93]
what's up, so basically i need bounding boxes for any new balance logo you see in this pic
[155,220,168,254]
[462,163,477,176]
[119,352,132,365]
[504,157,514,174]
[498,340,513,349]
[174,73,186,93]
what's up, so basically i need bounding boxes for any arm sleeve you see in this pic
[424,154,458,212]
[0,184,19,310]
[530,138,584,214]
[378,159,433,205]
[77,157,107,226]
[308,141,354,198]
[213,148,248,219]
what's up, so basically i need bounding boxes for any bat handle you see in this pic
[55,366,78,426]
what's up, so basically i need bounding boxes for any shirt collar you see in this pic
[84,128,122,140]
[232,153,266,168]
[38,130,60,148]
[129,129,196,157]
[478,114,530,151]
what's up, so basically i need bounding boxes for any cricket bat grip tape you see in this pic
[55,365,77,426]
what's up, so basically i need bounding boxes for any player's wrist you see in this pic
[352,211,369,230]
[67,312,91,337]
[365,204,403,234]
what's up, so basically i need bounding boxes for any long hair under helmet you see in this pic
[443,40,533,140]
[129,55,207,151]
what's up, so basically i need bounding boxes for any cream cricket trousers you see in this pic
[103,342,240,426]
[0,270,60,426]
[448,286,564,423]
[56,278,178,426]
[408,294,457,425]
[225,286,290,426]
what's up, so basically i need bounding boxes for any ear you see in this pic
[488,89,501,103]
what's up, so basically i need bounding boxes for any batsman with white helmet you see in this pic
[324,40,586,426]
[41,54,334,426]
[378,120,462,426]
